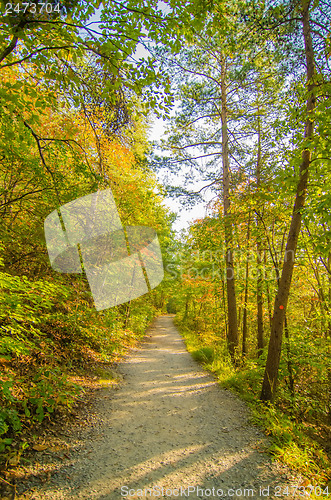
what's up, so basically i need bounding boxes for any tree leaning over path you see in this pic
[260,0,316,402]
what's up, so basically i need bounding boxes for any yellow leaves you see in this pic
[106,141,135,172]
[32,443,48,451]
[6,451,22,466]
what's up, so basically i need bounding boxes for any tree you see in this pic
[261,0,317,402]
[154,11,259,360]
[220,54,239,359]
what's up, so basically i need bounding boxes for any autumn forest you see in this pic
[0,0,330,493]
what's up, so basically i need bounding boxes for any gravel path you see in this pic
[19,315,302,499]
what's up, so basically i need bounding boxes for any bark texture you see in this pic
[261,0,316,402]
[220,56,239,360]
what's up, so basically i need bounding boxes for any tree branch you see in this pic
[23,121,62,204]
[0,45,77,69]
[0,188,50,209]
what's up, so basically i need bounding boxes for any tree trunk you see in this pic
[264,251,273,329]
[220,275,228,339]
[256,102,264,356]
[184,295,189,321]
[220,55,239,361]
[328,252,331,338]
[242,217,251,358]
[284,314,295,398]
[256,240,264,355]
[260,0,316,402]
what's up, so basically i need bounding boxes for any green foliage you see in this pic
[166,297,177,314]
[0,367,81,455]
[191,345,215,364]
[0,381,21,453]
[27,367,81,422]
[0,247,165,466]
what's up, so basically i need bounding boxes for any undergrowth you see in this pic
[0,266,160,470]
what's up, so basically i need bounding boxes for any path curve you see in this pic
[23,315,300,499]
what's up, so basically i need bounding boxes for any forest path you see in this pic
[20,315,300,499]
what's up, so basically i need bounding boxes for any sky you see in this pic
[148,116,215,233]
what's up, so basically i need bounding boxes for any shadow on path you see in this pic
[28,315,299,499]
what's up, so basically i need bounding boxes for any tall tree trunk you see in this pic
[220,55,239,361]
[328,252,331,338]
[261,0,316,402]
[184,295,189,321]
[256,101,264,356]
[221,275,228,339]
[264,251,273,329]
[242,215,251,358]
[284,314,295,398]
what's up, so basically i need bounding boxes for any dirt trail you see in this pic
[19,315,301,499]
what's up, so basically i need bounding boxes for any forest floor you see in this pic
[6,315,305,499]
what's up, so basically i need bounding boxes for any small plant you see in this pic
[191,346,215,364]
